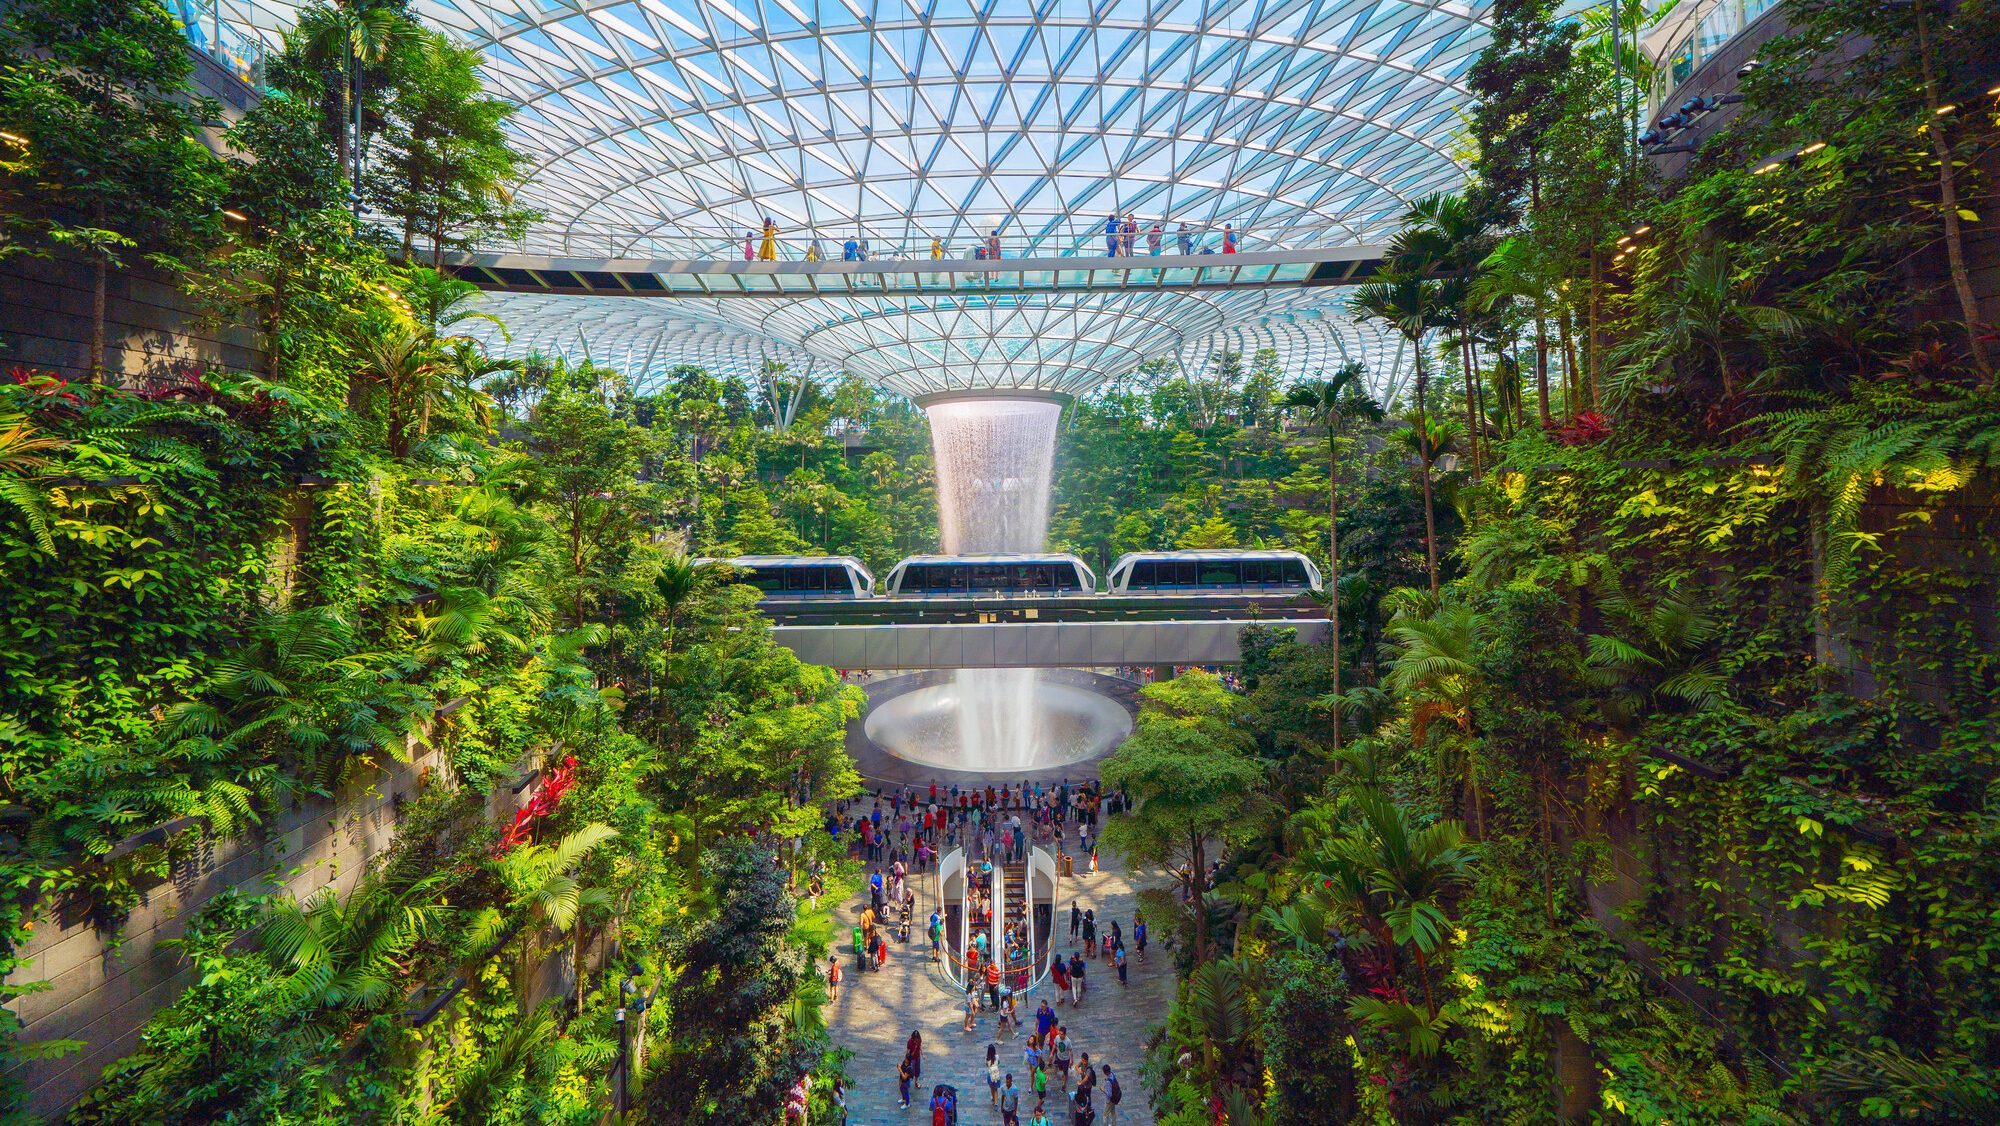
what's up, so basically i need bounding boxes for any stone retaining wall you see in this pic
[6,742,449,1121]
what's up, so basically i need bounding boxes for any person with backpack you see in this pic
[1101,1065,1122,1124]
[987,1044,1003,1106]
[1068,951,1087,1005]
[826,955,841,1000]
[1081,912,1096,957]
[897,1055,914,1109]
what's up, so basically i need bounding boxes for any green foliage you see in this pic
[643,840,820,1125]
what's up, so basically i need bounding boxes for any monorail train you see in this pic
[698,555,874,598]
[882,553,1096,597]
[1104,550,1322,595]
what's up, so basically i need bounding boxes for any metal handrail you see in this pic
[486,218,1385,263]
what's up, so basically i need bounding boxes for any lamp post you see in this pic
[613,1007,629,1117]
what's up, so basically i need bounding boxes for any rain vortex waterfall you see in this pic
[925,397,1061,771]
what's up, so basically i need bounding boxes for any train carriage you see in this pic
[698,555,874,599]
[1104,549,1322,595]
[882,553,1096,596]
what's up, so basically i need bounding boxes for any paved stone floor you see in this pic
[825,847,1173,1125]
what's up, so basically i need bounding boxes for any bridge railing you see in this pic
[479,218,1387,263]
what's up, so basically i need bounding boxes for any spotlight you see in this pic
[0,130,25,146]
[1639,129,1663,145]
[1680,98,1704,115]
[1737,60,1762,79]
[1659,113,1686,129]
[1753,161,1782,175]
[1798,141,1826,155]
[223,209,248,221]
[1632,225,1651,236]
[1934,103,1956,115]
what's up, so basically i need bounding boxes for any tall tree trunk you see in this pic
[1914,0,1994,377]
[1190,831,1209,965]
[1326,427,1341,753]
[1588,251,1602,410]
[1534,313,1552,427]
[1559,306,1578,421]
[1460,328,1481,478]
[1414,344,1440,595]
[90,251,108,382]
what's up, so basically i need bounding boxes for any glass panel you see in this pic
[1199,561,1239,586]
[1279,559,1307,585]
[1132,561,1156,588]
[1170,561,1198,586]
[750,568,785,592]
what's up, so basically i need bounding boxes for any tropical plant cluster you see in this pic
[1110,2,2000,1123]
[1,1,868,1122]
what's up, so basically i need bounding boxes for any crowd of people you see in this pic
[817,775,1145,1125]
[827,776,1125,870]
[737,218,1246,263]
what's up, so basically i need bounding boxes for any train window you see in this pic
[1200,560,1239,586]
[1279,559,1307,585]
[1129,561,1156,588]
[1239,560,1266,586]
[1054,566,1082,591]
[784,567,824,592]
[748,568,786,593]
[1169,561,1199,586]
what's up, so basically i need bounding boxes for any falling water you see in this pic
[925,397,1061,555]
[924,397,1064,771]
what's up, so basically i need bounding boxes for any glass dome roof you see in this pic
[213,0,1492,399]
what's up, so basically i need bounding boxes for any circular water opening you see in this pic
[863,675,1133,774]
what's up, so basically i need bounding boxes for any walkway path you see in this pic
[825,848,1174,1125]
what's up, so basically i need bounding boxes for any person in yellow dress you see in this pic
[758,216,778,260]
[931,236,943,259]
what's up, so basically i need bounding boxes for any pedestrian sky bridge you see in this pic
[756,593,1328,670]
[444,244,1386,299]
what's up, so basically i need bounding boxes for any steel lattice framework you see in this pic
[211,0,1493,400]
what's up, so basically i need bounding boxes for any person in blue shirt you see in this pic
[1103,215,1120,256]
[842,237,859,261]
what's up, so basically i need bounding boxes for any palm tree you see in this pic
[1185,958,1255,1089]
[1281,363,1376,752]
[494,822,618,1012]
[260,878,450,1014]
[1315,790,1475,1017]
[1350,269,1446,595]
[1609,244,1804,405]
[1383,601,1486,834]
[290,2,416,195]
[1391,193,1492,474]
[353,323,444,458]
[1473,236,1562,427]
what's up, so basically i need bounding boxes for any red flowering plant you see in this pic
[1551,409,1612,447]
[493,753,578,854]
[6,366,85,416]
